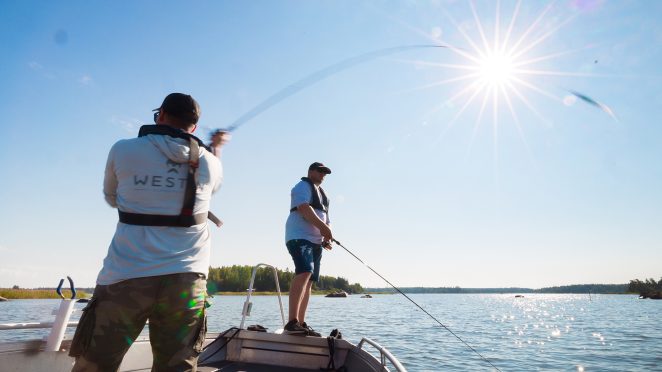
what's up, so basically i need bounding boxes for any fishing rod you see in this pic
[207,44,449,135]
[566,89,617,121]
[332,238,502,372]
[207,44,615,138]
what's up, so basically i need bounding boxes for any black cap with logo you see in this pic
[309,162,332,174]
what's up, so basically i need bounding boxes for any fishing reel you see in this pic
[208,128,232,147]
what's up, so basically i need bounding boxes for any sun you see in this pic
[398,1,608,145]
[477,51,515,87]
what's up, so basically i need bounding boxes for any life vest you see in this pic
[117,125,221,227]
[290,177,329,213]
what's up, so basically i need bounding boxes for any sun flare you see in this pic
[477,52,515,87]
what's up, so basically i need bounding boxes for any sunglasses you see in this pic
[153,109,159,123]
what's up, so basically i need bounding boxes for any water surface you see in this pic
[1,294,660,371]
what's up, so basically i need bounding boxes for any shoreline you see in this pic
[0,290,638,300]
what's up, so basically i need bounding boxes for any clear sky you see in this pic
[1,0,660,289]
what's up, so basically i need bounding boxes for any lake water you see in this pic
[1,294,660,371]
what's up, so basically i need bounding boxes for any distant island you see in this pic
[628,278,662,299]
[366,278,661,297]
[364,284,628,294]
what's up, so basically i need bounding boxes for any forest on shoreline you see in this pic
[627,278,662,299]
[206,265,364,294]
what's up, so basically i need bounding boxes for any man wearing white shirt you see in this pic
[70,93,226,371]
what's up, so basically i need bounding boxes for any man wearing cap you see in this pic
[284,162,333,336]
[70,93,227,371]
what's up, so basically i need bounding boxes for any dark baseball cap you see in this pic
[153,93,201,124]
[309,162,332,174]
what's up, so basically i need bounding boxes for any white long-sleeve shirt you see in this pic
[97,133,222,285]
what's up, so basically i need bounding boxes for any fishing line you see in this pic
[332,238,502,372]
[221,44,449,132]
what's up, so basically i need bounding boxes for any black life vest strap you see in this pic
[289,177,329,213]
[118,210,208,227]
[117,125,221,228]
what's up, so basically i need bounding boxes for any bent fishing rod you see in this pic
[332,238,502,372]
[207,44,449,135]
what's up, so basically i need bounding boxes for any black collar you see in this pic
[138,125,210,151]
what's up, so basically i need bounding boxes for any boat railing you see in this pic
[357,337,407,372]
[238,263,286,330]
[0,276,79,351]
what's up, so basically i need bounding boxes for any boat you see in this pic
[325,291,349,298]
[0,264,406,371]
[361,294,373,298]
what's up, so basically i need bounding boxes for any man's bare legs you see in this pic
[298,280,314,323]
[289,272,312,322]
[287,273,320,336]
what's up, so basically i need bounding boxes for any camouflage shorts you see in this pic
[70,273,207,372]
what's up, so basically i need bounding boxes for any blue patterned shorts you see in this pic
[286,239,323,282]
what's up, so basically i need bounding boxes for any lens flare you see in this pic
[398,0,614,156]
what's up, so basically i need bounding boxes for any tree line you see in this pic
[206,265,363,294]
[628,278,662,298]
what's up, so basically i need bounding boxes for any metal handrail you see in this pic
[357,337,407,372]
[0,322,78,331]
[238,263,285,330]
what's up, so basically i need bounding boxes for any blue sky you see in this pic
[1,0,660,289]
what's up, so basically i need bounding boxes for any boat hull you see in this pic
[0,330,399,371]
